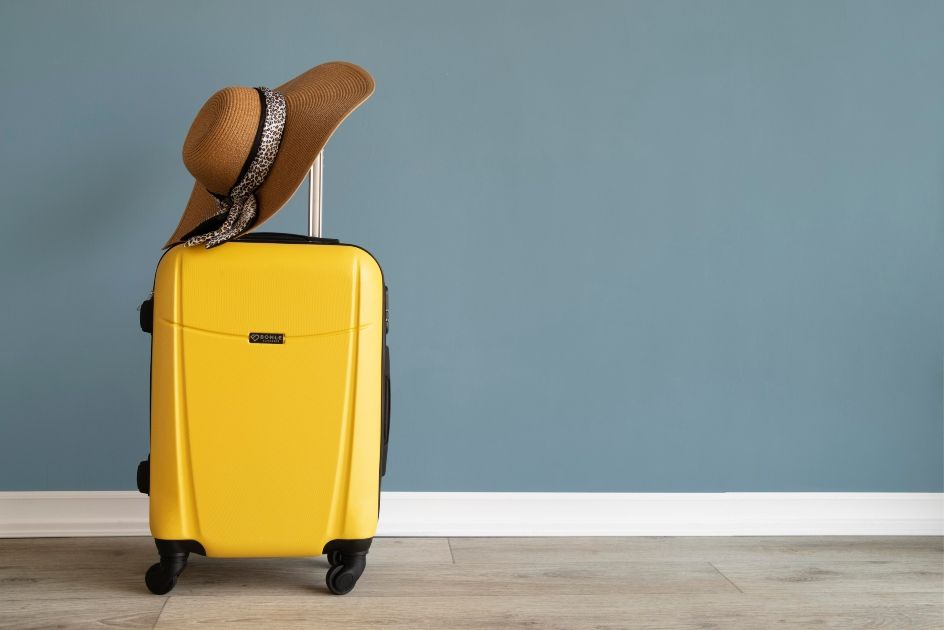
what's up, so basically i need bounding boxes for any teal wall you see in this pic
[1,1,941,491]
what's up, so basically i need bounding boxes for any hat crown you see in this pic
[182,87,261,196]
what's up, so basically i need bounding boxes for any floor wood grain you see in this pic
[449,536,944,564]
[713,559,944,593]
[0,536,940,629]
[0,537,450,600]
[0,598,165,630]
[151,594,944,630]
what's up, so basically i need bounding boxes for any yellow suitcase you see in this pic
[137,188,389,595]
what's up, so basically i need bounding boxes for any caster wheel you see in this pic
[325,554,366,595]
[326,564,357,595]
[327,550,345,567]
[145,562,177,595]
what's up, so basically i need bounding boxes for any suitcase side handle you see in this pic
[139,296,154,334]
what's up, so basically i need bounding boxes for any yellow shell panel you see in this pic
[148,242,383,557]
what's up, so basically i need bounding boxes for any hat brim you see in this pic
[165,61,375,247]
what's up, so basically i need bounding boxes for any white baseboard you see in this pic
[0,492,940,538]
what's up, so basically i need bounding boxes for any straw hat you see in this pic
[165,61,374,247]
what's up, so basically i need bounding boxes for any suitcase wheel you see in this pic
[145,563,176,595]
[325,553,366,595]
[144,554,188,595]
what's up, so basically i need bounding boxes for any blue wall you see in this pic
[1,1,941,491]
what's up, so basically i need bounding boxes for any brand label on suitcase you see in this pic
[248,332,284,344]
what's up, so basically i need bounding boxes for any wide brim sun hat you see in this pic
[165,61,374,248]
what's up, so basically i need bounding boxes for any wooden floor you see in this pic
[0,536,941,629]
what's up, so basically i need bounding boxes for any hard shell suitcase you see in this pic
[138,155,390,595]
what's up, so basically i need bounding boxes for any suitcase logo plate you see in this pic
[248,332,284,344]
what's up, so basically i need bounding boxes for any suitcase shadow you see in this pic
[10,539,337,598]
[166,556,334,596]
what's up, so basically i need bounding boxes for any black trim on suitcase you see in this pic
[381,344,390,477]
[156,538,206,556]
[234,231,339,244]
[322,537,373,556]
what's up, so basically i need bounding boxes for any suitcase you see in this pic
[137,153,390,595]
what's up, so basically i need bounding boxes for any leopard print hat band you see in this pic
[186,87,287,249]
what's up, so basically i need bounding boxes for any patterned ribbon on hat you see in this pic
[186,87,287,248]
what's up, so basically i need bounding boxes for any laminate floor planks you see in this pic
[0,536,939,629]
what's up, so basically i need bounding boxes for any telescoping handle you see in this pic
[308,151,324,238]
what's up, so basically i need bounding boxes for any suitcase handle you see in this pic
[139,296,154,334]
[307,151,323,238]
[234,232,338,245]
